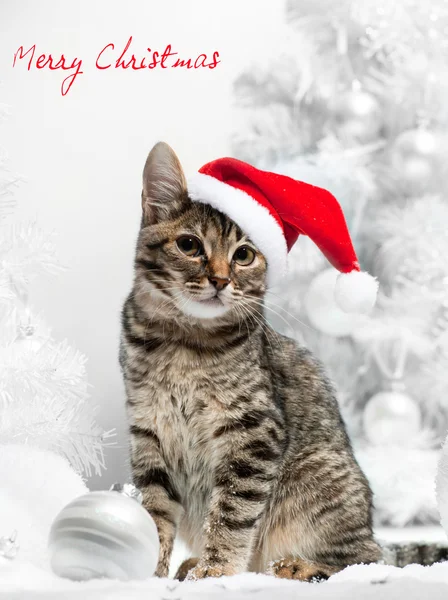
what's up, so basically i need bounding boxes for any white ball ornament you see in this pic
[48,483,159,581]
[390,128,442,193]
[436,434,448,537]
[304,268,358,337]
[327,89,382,144]
[363,390,421,446]
[16,328,46,353]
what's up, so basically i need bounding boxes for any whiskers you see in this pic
[233,297,283,354]
[244,291,314,334]
[129,272,312,352]
[142,278,181,295]
[231,289,316,356]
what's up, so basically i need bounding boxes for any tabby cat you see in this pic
[120,142,384,581]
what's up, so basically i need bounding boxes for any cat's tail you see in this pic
[380,542,448,567]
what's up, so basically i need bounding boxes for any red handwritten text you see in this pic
[13,45,83,96]
[13,37,221,96]
[96,36,220,71]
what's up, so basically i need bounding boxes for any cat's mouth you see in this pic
[178,292,230,319]
[198,296,224,307]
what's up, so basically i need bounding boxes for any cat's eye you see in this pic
[176,235,203,257]
[233,246,255,266]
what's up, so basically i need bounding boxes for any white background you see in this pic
[0,0,285,488]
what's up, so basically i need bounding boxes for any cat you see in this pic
[119,141,382,581]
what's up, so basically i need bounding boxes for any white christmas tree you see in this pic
[232,0,448,526]
[0,102,113,478]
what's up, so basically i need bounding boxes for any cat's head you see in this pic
[134,142,267,323]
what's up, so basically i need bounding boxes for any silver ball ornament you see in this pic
[304,268,358,337]
[390,128,442,193]
[363,391,421,446]
[48,483,159,581]
[327,89,382,144]
[16,325,45,353]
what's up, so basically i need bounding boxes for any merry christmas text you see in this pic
[12,36,221,96]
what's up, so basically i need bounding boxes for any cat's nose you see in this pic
[209,276,230,291]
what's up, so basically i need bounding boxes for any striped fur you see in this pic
[120,142,382,580]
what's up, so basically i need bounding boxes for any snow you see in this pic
[1,528,448,599]
[375,525,447,544]
[0,444,88,570]
[1,560,448,599]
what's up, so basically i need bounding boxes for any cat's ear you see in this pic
[141,142,189,226]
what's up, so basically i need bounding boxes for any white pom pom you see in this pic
[334,270,378,314]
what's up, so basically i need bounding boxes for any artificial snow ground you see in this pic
[2,527,448,599]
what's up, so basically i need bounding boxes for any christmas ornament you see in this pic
[304,268,360,337]
[436,434,448,537]
[48,483,159,581]
[390,128,443,193]
[327,88,382,144]
[185,148,377,311]
[363,389,421,446]
[15,322,45,353]
[0,531,18,559]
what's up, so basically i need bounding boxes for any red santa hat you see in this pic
[187,157,378,314]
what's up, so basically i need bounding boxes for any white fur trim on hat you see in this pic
[187,172,288,288]
[334,270,378,314]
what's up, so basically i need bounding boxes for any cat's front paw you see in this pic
[185,561,237,580]
[267,558,339,582]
